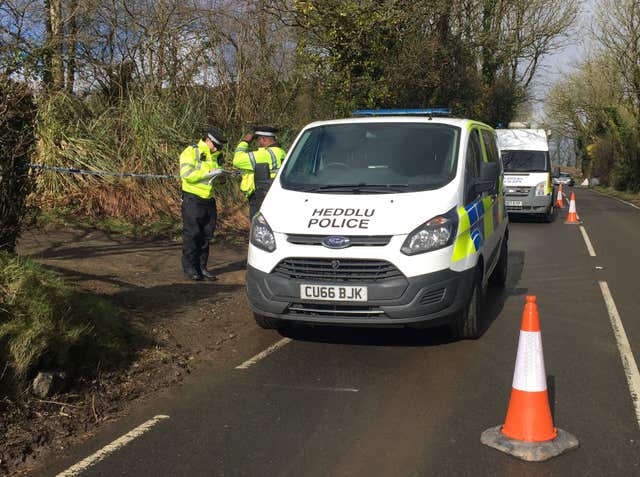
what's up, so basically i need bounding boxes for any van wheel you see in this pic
[543,204,554,223]
[450,270,483,340]
[253,313,281,330]
[489,238,508,287]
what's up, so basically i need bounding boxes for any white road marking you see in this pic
[599,282,640,429]
[55,415,170,477]
[235,338,292,369]
[579,226,596,257]
[592,188,640,210]
[261,383,359,393]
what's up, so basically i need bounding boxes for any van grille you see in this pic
[419,288,446,306]
[287,303,385,318]
[274,258,403,282]
[286,234,392,247]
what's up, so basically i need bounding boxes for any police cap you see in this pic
[253,126,278,137]
[205,127,227,147]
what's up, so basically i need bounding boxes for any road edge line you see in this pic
[591,188,640,211]
[598,281,640,429]
[235,338,292,370]
[55,415,170,477]
[579,226,596,257]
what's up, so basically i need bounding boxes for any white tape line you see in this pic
[579,226,596,257]
[55,415,170,477]
[599,282,640,429]
[235,338,292,370]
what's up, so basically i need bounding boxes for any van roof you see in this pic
[495,128,549,152]
[301,117,492,130]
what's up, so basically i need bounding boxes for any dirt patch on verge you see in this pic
[2,227,254,475]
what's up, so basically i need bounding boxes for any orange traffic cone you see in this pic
[555,184,565,209]
[481,296,579,461]
[564,192,581,224]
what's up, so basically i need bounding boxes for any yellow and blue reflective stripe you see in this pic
[452,194,500,262]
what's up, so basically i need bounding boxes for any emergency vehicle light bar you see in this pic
[351,108,453,117]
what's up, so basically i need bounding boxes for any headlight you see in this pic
[535,181,547,196]
[401,208,458,256]
[250,213,276,252]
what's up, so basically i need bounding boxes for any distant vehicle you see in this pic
[495,128,558,222]
[553,172,574,187]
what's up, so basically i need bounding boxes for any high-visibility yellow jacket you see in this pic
[232,141,286,196]
[179,140,221,199]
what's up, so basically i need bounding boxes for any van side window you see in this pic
[481,130,500,166]
[465,129,483,202]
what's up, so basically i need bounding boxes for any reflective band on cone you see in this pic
[480,296,579,461]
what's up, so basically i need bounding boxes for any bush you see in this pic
[0,80,36,253]
[0,252,139,378]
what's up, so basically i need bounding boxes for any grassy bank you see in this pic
[0,253,139,385]
[593,186,640,207]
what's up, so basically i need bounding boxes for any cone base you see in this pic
[481,426,579,462]
[563,220,582,225]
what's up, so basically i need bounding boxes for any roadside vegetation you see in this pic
[547,0,640,193]
[593,187,640,208]
[0,252,139,381]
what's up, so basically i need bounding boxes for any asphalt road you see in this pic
[34,188,640,477]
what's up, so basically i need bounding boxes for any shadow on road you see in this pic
[281,247,528,347]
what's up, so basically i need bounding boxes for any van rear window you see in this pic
[280,123,460,194]
[502,151,549,173]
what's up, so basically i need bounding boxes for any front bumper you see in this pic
[246,265,476,328]
[505,193,554,214]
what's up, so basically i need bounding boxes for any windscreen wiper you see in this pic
[300,184,410,194]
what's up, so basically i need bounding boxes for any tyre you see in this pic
[253,312,282,330]
[450,270,483,340]
[543,204,554,223]
[489,237,508,287]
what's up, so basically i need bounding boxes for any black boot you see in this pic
[201,269,217,281]
[184,270,204,281]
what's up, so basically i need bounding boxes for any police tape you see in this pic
[28,164,241,180]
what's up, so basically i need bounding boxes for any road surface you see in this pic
[31,188,640,477]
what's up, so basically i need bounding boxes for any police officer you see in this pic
[179,128,226,281]
[232,126,286,219]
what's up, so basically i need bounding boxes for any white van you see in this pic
[495,128,556,221]
[246,111,509,339]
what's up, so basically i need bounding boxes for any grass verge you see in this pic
[0,252,140,381]
[593,186,640,207]
[32,207,182,239]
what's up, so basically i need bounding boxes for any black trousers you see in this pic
[248,191,265,221]
[181,192,217,274]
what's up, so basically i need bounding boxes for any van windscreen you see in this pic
[280,123,460,193]
[502,150,549,172]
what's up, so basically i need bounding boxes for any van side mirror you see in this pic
[475,162,499,194]
[553,167,561,178]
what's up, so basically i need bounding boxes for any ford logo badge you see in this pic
[322,236,351,249]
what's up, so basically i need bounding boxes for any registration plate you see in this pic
[300,284,368,302]
[505,200,523,207]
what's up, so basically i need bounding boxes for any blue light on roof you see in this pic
[351,108,453,117]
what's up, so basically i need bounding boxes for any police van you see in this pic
[496,126,556,221]
[246,110,509,339]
